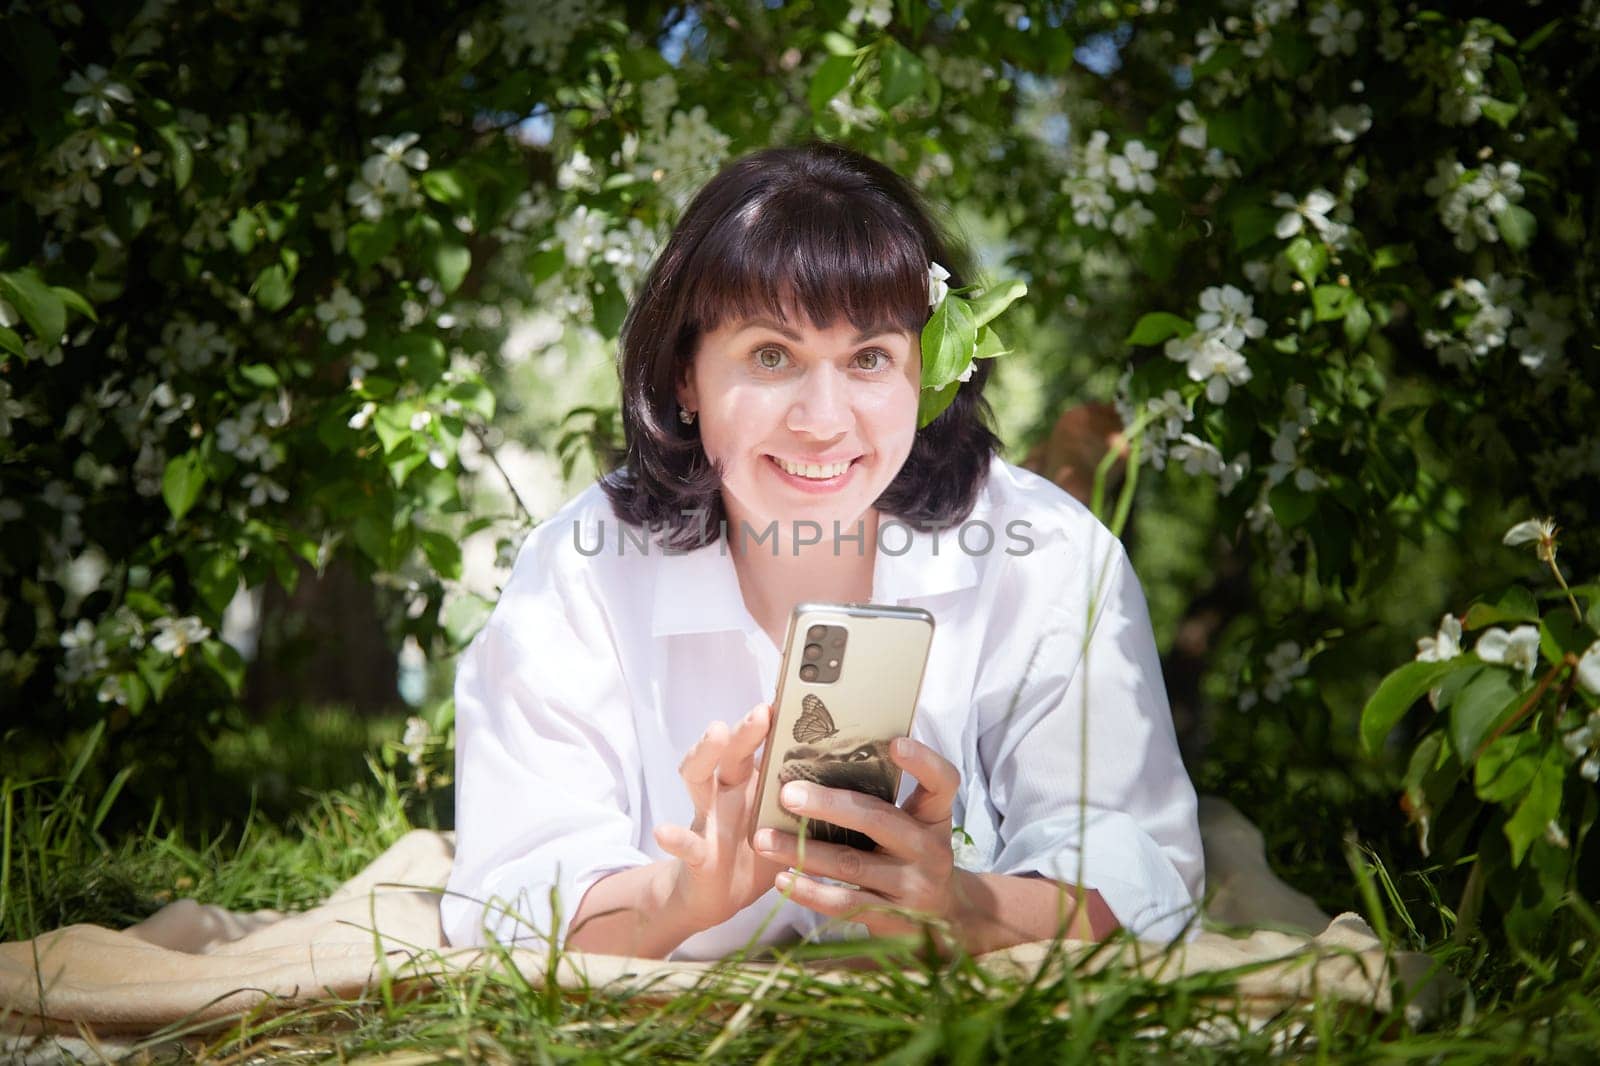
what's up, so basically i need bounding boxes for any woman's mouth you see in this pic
[767,454,859,492]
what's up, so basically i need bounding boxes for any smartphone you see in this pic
[750,602,935,852]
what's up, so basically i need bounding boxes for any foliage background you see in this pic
[1,0,1597,974]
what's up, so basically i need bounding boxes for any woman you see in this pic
[441,141,1202,961]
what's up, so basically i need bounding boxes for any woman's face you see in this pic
[679,312,921,545]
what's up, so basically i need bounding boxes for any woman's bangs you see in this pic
[687,195,928,340]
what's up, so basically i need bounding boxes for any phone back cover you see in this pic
[755,604,934,849]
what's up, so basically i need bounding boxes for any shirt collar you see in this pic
[650,505,986,639]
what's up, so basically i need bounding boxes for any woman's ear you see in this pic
[675,366,698,413]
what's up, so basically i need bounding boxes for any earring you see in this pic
[678,406,697,425]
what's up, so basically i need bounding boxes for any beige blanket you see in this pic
[0,797,1454,1050]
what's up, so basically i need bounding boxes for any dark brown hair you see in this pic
[602,140,1001,548]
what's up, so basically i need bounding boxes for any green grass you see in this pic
[4,724,1599,1063]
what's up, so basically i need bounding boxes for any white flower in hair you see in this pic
[927,261,951,309]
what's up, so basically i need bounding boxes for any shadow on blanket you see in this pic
[0,796,1456,1051]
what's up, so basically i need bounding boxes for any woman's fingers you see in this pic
[653,822,709,869]
[714,702,770,790]
[889,737,961,826]
[679,719,731,812]
[752,827,898,893]
[775,781,931,861]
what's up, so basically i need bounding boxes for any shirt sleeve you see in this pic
[440,546,652,950]
[975,527,1204,944]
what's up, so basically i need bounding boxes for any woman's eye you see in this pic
[755,347,785,370]
[855,349,889,371]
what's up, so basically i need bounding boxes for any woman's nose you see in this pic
[786,366,852,438]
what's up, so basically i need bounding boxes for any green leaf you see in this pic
[52,286,97,322]
[1359,657,1476,754]
[809,53,856,113]
[1448,668,1521,762]
[1463,586,1539,629]
[1125,311,1193,347]
[421,168,470,207]
[1539,609,1592,664]
[239,363,280,389]
[1504,748,1564,866]
[1343,298,1372,348]
[1479,97,1519,128]
[1494,205,1536,251]
[420,529,463,580]
[879,39,925,110]
[200,640,245,697]
[373,405,411,453]
[973,325,1010,360]
[1228,204,1280,252]
[1312,284,1355,322]
[967,280,1026,330]
[136,648,176,703]
[920,294,977,389]
[0,268,67,342]
[1474,732,1540,803]
[227,207,260,254]
[1267,481,1315,529]
[430,241,471,295]
[1284,237,1327,286]
[444,592,495,650]
[916,380,959,429]
[251,263,293,311]
[161,450,208,521]
[190,548,238,614]
[348,217,399,269]
[155,124,193,190]
[0,326,24,357]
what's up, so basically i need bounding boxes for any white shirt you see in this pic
[441,455,1204,958]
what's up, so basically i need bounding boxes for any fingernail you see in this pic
[892,737,911,758]
[781,782,809,809]
[754,829,776,850]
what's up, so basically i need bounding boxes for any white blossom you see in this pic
[112,146,163,187]
[242,472,288,507]
[1510,293,1573,373]
[1307,2,1362,57]
[348,401,377,430]
[556,146,599,192]
[151,615,211,658]
[1176,100,1207,150]
[1575,641,1600,696]
[1108,140,1159,194]
[1273,188,1347,245]
[499,0,603,67]
[1262,640,1309,702]
[554,204,607,268]
[927,261,951,308]
[1169,432,1224,478]
[847,0,892,28]
[1111,200,1156,238]
[1415,614,1463,662]
[637,106,732,208]
[64,64,134,125]
[1475,625,1540,679]
[1144,389,1193,440]
[1195,284,1267,350]
[1182,335,1253,404]
[358,48,406,115]
[316,284,367,344]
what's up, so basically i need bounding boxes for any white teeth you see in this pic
[776,457,851,479]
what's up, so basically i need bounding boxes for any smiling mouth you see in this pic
[769,455,858,480]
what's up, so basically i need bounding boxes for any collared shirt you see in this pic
[441,455,1204,958]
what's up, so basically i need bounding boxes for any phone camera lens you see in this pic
[803,643,822,662]
[829,633,846,648]
[807,625,827,642]
[799,664,819,682]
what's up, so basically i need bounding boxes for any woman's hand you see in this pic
[652,702,788,932]
[751,736,966,942]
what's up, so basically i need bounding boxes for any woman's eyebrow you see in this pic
[734,316,905,344]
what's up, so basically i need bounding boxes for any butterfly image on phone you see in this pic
[779,692,896,848]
